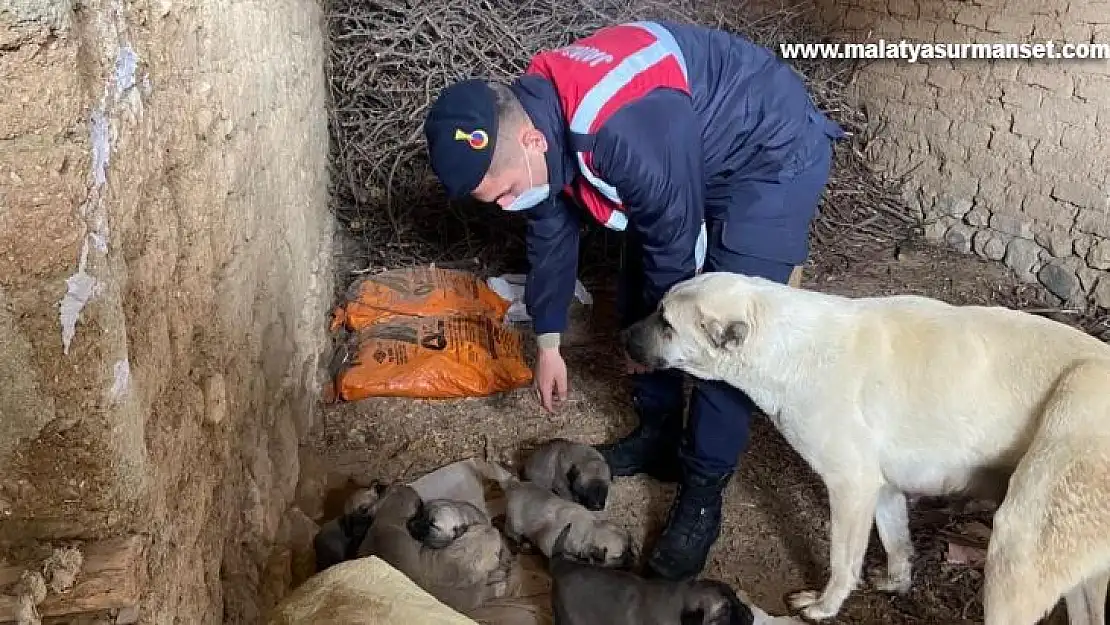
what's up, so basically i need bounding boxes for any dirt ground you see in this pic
[296,239,1097,625]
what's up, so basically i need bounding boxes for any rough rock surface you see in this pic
[0,0,333,621]
[819,0,1110,314]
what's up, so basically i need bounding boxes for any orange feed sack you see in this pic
[336,314,533,400]
[333,266,511,332]
[328,267,533,401]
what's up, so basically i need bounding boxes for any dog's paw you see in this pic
[868,568,912,595]
[787,590,839,621]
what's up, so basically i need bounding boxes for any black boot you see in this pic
[644,467,731,581]
[595,397,684,483]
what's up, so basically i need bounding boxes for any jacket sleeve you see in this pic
[591,88,704,312]
[523,192,581,336]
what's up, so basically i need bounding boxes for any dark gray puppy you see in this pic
[547,524,755,625]
[524,438,612,511]
[312,483,388,573]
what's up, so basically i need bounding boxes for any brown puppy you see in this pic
[524,438,612,511]
[496,470,634,569]
[547,524,754,625]
[356,484,518,613]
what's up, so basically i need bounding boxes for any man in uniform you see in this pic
[422,20,843,580]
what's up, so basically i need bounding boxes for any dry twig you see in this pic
[324,0,920,281]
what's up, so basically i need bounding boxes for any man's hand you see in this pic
[534,346,568,413]
[625,351,652,375]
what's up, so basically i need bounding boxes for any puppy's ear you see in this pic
[617,545,635,570]
[405,500,432,542]
[550,523,574,562]
[700,314,748,350]
[680,608,706,625]
[588,546,608,565]
[566,466,581,490]
[691,580,754,625]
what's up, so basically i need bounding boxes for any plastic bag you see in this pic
[485,273,592,324]
[332,266,511,332]
[327,267,532,401]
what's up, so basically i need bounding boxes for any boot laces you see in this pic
[664,481,721,541]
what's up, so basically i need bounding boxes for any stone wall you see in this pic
[1,0,333,621]
[812,0,1110,310]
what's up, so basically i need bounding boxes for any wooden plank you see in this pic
[0,535,147,622]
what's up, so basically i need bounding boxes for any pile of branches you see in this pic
[325,0,919,280]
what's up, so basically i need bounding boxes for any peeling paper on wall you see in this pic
[486,274,593,324]
[58,16,143,355]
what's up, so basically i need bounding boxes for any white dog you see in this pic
[621,271,1110,625]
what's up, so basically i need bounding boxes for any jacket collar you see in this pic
[510,75,575,192]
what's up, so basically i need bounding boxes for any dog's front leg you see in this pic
[788,479,881,621]
[870,484,913,594]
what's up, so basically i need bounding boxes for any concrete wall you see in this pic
[814,0,1110,310]
[1,0,333,621]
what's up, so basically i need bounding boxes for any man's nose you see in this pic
[497,195,515,209]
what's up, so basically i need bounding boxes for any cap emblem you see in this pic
[454,128,489,150]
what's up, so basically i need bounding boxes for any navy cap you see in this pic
[424,79,499,200]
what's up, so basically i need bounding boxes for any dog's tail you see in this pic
[982,358,1110,625]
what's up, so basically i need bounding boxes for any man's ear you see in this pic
[521,126,548,152]
[701,315,748,350]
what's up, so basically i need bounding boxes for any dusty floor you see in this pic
[296,239,1097,624]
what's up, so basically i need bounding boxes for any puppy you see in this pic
[407,498,492,549]
[547,524,753,625]
[622,271,1110,625]
[495,471,634,569]
[312,484,387,573]
[356,484,518,613]
[524,438,612,511]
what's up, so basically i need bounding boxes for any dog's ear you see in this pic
[690,580,754,625]
[617,544,635,570]
[700,313,748,350]
[566,466,581,489]
[405,500,432,542]
[551,523,573,560]
[588,545,608,565]
[680,607,706,625]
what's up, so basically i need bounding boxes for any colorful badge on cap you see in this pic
[454,128,489,150]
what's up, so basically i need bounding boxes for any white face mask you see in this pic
[504,147,549,212]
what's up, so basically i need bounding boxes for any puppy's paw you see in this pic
[787,590,839,621]
[868,568,911,595]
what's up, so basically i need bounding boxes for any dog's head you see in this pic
[622,273,764,380]
[406,499,485,549]
[681,580,754,625]
[567,465,609,512]
[343,481,389,516]
[586,521,636,569]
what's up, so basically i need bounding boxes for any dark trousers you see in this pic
[616,133,834,478]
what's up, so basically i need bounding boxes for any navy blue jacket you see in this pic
[510,21,844,336]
